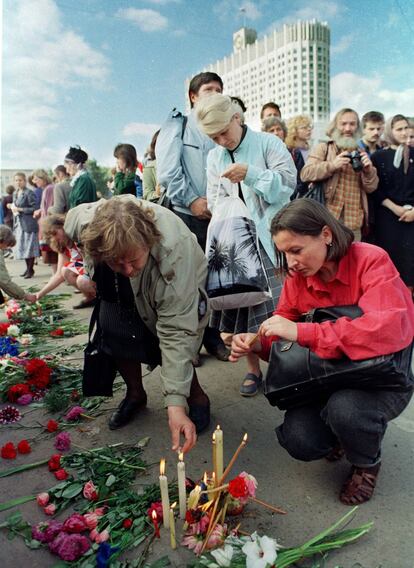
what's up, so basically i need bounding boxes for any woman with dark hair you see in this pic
[113,143,138,196]
[8,172,40,278]
[143,132,160,202]
[372,114,414,292]
[64,146,97,209]
[230,198,414,505]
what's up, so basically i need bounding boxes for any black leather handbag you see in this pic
[82,301,117,397]
[264,305,413,410]
[302,182,325,204]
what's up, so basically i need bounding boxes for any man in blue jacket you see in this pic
[156,72,229,364]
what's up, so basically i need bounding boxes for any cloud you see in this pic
[331,72,414,118]
[122,123,160,138]
[2,0,110,168]
[273,0,345,26]
[331,33,353,54]
[214,0,263,23]
[117,8,168,32]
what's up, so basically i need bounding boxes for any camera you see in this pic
[345,150,363,172]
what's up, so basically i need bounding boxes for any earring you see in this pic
[327,241,333,247]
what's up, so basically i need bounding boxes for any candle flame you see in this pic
[178,452,184,462]
[171,502,177,509]
[160,458,165,475]
[243,433,248,443]
[203,471,208,484]
[212,432,216,442]
[151,510,157,520]
[216,424,221,430]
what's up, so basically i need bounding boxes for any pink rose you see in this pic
[94,507,106,516]
[83,480,98,501]
[94,529,110,543]
[36,492,50,507]
[62,513,87,533]
[44,504,57,516]
[83,513,99,530]
[89,528,99,541]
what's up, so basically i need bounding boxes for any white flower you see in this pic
[242,534,279,568]
[210,544,234,566]
[7,324,20,337]
[19,334,34,345]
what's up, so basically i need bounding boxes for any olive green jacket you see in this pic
[0,250,25,300]
[64,196,209,408]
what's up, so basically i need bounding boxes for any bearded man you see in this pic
[301,108,378,240]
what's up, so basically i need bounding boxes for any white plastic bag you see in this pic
[205,180,271,310]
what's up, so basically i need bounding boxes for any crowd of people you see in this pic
[1,71,413,506]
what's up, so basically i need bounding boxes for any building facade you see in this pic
[189,20,330,127]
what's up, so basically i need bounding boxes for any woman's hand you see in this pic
[399,209,414,223]
[229,333,261,362]
[168,406,197,454]
[259,315,298,341]
[24,293,37,303]
[221,163,248,183]
[33,209,41,219]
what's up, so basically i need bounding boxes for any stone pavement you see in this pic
[1,257,413,567]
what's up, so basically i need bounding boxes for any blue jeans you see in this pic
[276,388,413,467]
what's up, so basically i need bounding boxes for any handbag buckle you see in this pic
[281,341,293,352]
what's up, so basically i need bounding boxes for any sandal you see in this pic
[239,372,263,397]
[340,463,381,505]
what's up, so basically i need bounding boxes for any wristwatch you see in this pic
[403,204,413,211]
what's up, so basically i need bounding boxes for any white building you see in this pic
[189,20,330,128]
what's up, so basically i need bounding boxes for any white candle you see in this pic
[177,452,186,519]
[214,425,224,482]
[159,459,170,528]
[49,315,54,324]
[169,502,177,549]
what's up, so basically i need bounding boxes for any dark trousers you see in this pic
[174,209,223,351]
[276,388,413,468]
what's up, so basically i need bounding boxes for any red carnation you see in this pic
[46,420,59,432]
[228,475,249,500]
[50,328,64,337]
[0,322,10,336]
[54,468,69,481]
[122,518,133,529]
[7,383,30,402]
[1,442,17,459]
[17,440,31,454]
[48,454,62,471]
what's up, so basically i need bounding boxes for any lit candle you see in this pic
[220,433,248,484]
[187,485,201,510]
[49,315,54,324]
[169,502,177,549]
[214,425,223,482]
[212,432,217,481]
[159,459,170,528]
[177,452,186,519]
[151,510,160,538]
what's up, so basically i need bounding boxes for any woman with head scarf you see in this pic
[371,114,414,292]
[64,146,97,209]
[195,93,296,397]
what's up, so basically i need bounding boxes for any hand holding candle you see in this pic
[159,459,170,529]
[177,452,186,519]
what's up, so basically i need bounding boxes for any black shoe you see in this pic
[20,269,28,277]
[188,400,210,434]
[73,298,97,309]
[206,344,230,362]
[24,270,34,279]
[108,396,147,430]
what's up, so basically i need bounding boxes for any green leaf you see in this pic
[25,539,43,549]
[0,458,49,478]
[62,483,83,499]
[137,437,151,448]
[106,474,117,487]
[0,495,35,512]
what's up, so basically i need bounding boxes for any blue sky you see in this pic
[2,0,414,169]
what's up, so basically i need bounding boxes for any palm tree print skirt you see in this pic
[210,243,282,333]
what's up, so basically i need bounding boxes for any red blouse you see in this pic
[260,242,414,361]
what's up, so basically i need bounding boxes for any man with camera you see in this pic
[301,108,378,240]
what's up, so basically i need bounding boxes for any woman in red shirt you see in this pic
[231,198,414,505]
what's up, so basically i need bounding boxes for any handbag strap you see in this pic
[88,299,101,342]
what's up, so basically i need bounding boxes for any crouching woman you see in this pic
[66,195,211,453]
[230,198,414,504]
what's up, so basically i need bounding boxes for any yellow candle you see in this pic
[169,502,177,549]
[212,432,217,480]
[177,452,186,520]
[214,425,224,482]
[159,459,170,529]
[187,485,201,510]
[220,433,248,484]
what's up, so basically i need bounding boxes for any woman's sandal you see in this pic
[239,372,263,397]
[339,463,381,505]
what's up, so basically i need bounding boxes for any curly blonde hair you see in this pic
[41,214,70,253]
[285,115,312,150]
[81,197,162,264]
